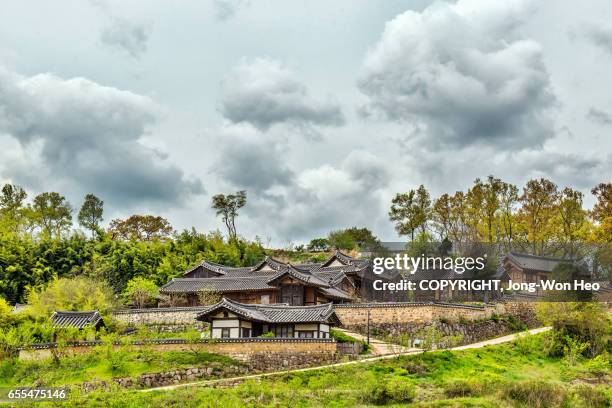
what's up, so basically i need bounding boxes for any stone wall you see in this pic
[19,339,338,363]
[112,307,207,325]
[334,302,498,326]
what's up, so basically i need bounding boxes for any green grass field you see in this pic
[23,332,610,408]
[0,348,238,387]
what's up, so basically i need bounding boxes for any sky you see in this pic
[0,0,610,246]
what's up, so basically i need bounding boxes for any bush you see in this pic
[258,331,275,338]
[502,380,567,408]
[358,376,416,404]
[444,379,484,398]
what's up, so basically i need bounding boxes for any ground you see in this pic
[22,330,612,407]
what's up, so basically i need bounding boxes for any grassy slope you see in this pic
[0,349,237,386]
[35,333,611,408]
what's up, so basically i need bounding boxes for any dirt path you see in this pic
[333,328,418,355]
[140,326,551,393]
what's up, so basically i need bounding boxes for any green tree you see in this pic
[328,229,357,250]
[122,277,159,308]
[591,182,612,242]
[0,184,28,233]
[78,194,104,237]
[30,192,73,238]
[26,276,115,316]
[108,215,173,241]
[556,187,589,255]
[308,238,330,252]
[519,178,559,254]
[211,191,247,239]
[389,185,431,240]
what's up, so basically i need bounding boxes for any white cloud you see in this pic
[358,0,555,150]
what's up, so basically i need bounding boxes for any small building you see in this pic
[195,298,341,339]
[50,311,105,330]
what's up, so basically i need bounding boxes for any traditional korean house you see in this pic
[50,311,105,330]
[501,252,577,284]
[160,250,398,306]
[195,298,341,339]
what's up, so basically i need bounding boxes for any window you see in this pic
[273,324,294,337]
[242,328,251,338]
[298,331,314,338]
[260,294,270,304]
[221,328,230,338]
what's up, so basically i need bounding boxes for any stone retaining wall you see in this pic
[112,307,207,325]
[333,302,500,326]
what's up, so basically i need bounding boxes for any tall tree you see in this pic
[557,187,589,255]
[108,215,173,241]
[389,185,431,240]
[0,184,28,233]
[519,178,558,254]
[432,193,452,240]
[30,192,72,238]
[78,194,104,237]
[591,182,612,242]
[211,191,247,239]
[498,181,520,247]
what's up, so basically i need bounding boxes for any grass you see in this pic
[0,348,238,387]
[24,332,612,407]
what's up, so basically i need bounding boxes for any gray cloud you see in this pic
[581,23,612,55]
[0,66,203,208]
[358,0,555,150]
[219,58,345,131]
[213,0,248,21]
[100,18,151,58]
[587,107,612,125]
[213,129,294,190]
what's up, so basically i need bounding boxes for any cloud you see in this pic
[358,0,555,150]
[587,107,612,125]
[0,66,203,208]
[213,0,248,21]
[219,57,345,132]
[213,127,294,190]
[100,18,152,58]
[581,23,612,55]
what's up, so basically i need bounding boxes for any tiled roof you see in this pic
[404,268,477,281]
[196,298,340,324]
[506,252,574,273]
[319,286,353,301]
[51,311,104,329]
[267,265,330,287]
[160,277,275,293]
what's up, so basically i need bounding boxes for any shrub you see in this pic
[358,376,416,404]
[444,379,484,398]
[258,331,275,338]
[501,380,567,408]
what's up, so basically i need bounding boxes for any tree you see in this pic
[211,191,247,239]
[122,277,159,308]
[78,194,104,237]
[432,193,452,240]
[26,276,115,316]
[0,184,28,233]
[308,238,330,252]
[498,181,520,247]
[469,176,503,243]
[390,185,431,240]
[591,182,612,242]
[108,215,173,241]
[328,229,357,250]
[519,178,559,254]
[30,192,73,238]
[556,187,589,255]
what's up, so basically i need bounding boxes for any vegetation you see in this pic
[211,191,247,240]
[27,331,611,407]
[122,277,160,308]
[0,348,237,387]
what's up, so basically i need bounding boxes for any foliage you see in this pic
[121,277,159,308]
[258,331,275,338]
[307,238,330,252]
[108,215,173,241]
[78,194,104,236]
[211,191,247,239]
[30,192,73,238]
[328,227,380,251]
[26,276,116,316]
